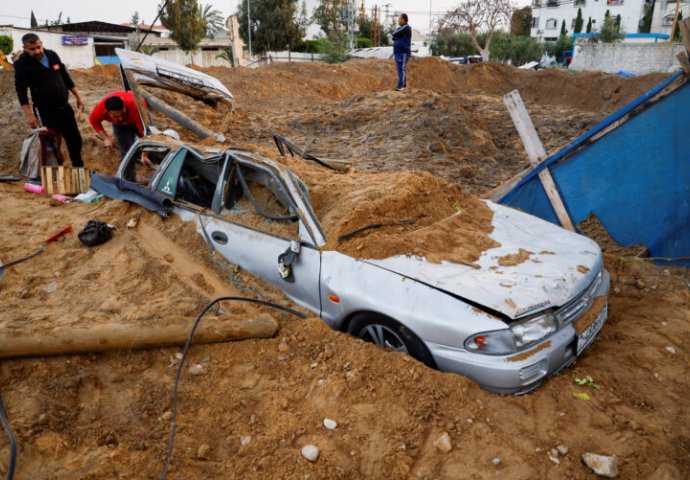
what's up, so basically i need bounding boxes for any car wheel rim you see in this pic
[359,324,409,354]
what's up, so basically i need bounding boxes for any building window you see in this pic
[545,18,558,30]
[532,17,540,28]
[547,0,559,7]
[607,0,624,5]
[574,0,586,6]
[571,18,577,29]
[532,0,542,7]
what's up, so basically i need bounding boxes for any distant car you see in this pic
[112,50,611,395]
[447,55,483,65]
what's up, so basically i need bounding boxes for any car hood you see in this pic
[366,201,602,320]
[116,48,234,105]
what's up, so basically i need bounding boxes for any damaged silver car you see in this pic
[112,50,610,394]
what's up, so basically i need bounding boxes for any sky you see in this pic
[0,1,531,35]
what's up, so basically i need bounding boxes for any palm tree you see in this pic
[215,47,234,66]
[199,3,225,37]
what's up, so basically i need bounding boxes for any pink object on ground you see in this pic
[51,194,68,203]
[24,183,45,194]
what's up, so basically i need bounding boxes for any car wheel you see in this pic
[348,313,437,369]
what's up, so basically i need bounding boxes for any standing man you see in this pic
[14,33,85,167]
[392,13,412,91]
[89,91,150,165]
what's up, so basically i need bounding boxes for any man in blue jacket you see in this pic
[392,13,412,91]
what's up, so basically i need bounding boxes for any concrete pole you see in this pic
[247,0,253,58]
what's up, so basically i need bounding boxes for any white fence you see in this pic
[152,49,232,68]
[571,42,686,74]
[266,51,325,64]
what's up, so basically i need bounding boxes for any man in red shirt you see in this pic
[90,91,151,165]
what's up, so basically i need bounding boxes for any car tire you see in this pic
[348,313,437,369]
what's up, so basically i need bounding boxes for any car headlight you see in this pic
[464,329,517,355]
[511,311,557,349]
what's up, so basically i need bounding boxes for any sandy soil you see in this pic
[0,58,688,479]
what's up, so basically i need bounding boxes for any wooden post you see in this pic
[0,314,279,359]
[670,0,683,44]
[503,90,575,231]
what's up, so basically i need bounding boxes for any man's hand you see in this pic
[141,151,155,169]
[103,136,115,148]
[75,97,85,113]
[25,111,39,129]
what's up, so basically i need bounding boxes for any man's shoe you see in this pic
[395,86,406,91]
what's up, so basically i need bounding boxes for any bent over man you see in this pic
[14,33,85,167]
[392,14,412,91]
[89,91,150,165]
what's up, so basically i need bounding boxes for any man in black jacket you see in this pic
[392,14,412,91]
[14,33,85,167]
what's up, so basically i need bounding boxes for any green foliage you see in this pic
[357,15,389,46]
[431,30,543,66]
[598,14,625,43]
[131,11,140,25]
[313,0,347,38]
[560,19,567,37]
[674,12,683,41]
[640,5,653,33]
[615,14,621,32]
[294,38,330,53]
[0,35,13,55]
[356,37,371,48]
[138,45,157,55]
[30,10,38,28]
[586,17,592,33]
[199,3,225,37]
[545,35,573,62]
[574,8,584,34]
[314,37,350,63]
[215,47,234,66]
[237,0,304,54]
[510,6,532,37]
[159,0,206,53]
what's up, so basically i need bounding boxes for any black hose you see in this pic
[159,296,306,480]
[0,394,17,480]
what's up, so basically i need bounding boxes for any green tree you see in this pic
[30,10,38,28]
[546,35,573,61]
[357,15,389,46]
[615,14,621,32]
[586,17,592,33]
[313,0,347,38]
[430,30,475,57]
[598,14,625,42]
[560,19,567,37]
[131,11,140,25]
[199,3,225,37]
[640,4,653,33]
[510,6,532,37]
[216,47,234,66]
[159,0,206,53]
[674,11,683,41]
[508,35,544,65]
[237,0,305,54]
[574,8,584,34]
[0,35,13,55]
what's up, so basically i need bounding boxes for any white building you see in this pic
[651,0,690,36]
[530,0,650,41]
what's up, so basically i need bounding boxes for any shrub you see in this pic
[0,35,13,55]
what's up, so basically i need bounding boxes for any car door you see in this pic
[203,156,322,314]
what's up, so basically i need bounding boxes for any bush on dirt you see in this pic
[0,35,13,55]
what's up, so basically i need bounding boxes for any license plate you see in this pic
[577,304,608,355]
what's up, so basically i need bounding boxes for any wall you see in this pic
[571,42,686,73]
[152,49,231,68]
[0,28,95,68]
[531,0,647,40]
[652,0,690,36]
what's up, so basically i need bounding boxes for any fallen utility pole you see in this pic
[0,314,278,359]
[503,90,575,231]
[143,94,227,142]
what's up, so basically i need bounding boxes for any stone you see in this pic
[160,411,173,421]
[323,418,338,430]
[164,253,174,263]
[491,457,501,466]
[197,444,211,460]
[42,282,58,293]
[126,218,138,228]
[634,279,646,290]
[240,435,252,446]
[548,452,560,465]
[665,346,676,355]
[557,445,569,456]
[301,444,320,462]
[189,364,205,376]
[582,453,619,478]
[433,432,452,453]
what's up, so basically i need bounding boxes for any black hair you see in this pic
[400,13,408,23]
[22,33,41,45]
[105,96,125,111]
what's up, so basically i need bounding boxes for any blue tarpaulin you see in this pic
[499,72,690,265]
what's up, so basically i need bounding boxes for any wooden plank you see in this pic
[678,52,690,74]
[57,167,66,194]
[44,167,54,194]
[503,90,575,231]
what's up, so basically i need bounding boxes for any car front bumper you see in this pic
[427,270,611,395]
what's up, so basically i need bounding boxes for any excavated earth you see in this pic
[0,59,688,479]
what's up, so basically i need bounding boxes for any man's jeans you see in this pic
[113,124,140,159]
[395,51,410,89]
